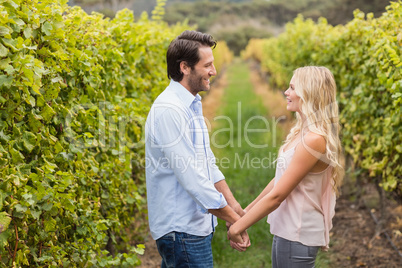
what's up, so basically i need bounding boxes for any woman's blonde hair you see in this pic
[283,66,344,196]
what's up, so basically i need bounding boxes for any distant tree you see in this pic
[69,0,392,53]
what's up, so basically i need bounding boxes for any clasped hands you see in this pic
[226,221,251,252]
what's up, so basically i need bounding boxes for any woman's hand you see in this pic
[228,228,251,252]
[227,225,244,244]
[226,210,251,251]
[226,222,247,251]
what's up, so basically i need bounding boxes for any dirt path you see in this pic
[329,184,402,267]
[138,235,160,268]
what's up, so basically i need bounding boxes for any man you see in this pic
[145,30,250,267]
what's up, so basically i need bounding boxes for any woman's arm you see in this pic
[245,179,275,212]
[228,133,326,243]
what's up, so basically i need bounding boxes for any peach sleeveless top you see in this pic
[267,143,336,250]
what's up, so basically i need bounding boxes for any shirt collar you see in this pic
[168,80,202,107]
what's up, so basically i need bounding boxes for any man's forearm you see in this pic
[213,180,252,250]
[214,180,245,216]
[208,205,240,225]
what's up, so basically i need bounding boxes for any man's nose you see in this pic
[210,64,217,76]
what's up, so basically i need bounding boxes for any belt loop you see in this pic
[211,214,215,232]
[167,231,175,241]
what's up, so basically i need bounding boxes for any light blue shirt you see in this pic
[145,80,227,240]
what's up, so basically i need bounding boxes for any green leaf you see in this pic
[23,44,37,50]
[0,75,13,88]
[11,174,20,186]
[391,92,402,99]
[40,103,56,122]
[26,94,36,107]
[30,209,41,220]
[42,21,53,36]
[2,38,18,52]
[43,157,58,173]
[4,64,15,75]
[0,130,11,142]
[14,18,25,26]
[15,204,27,213]
[133,244,145,255]
[0,26,10,36]
[0,230,11,246]
[0,191,3,211]
[51,76,62,83]
[22,193,34,205]
[22,131,37,152]
[44,218,56,232]
[41,202,53,211]
[125,195,135,205]
[6,0,18,9]
[18,163,32,175]
[36,95,45,107]
[43,85,60,101]
[28,111,43,132]
[60,197,75,212]
[23,27,32,38]
[0,58,10,69]
[22,66,34,84]
[10,147,24,163]
[0,43,8,57]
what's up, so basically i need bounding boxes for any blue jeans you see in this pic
[156,232,214,268]
[271,235,319,268]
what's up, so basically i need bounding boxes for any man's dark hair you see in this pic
[167,30,216,82]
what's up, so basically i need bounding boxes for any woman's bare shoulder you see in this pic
[301,132,326,154]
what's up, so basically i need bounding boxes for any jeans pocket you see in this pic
[181,234,213,268]
[156,232,176,268]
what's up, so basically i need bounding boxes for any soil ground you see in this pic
[138,64,402,267]
[328,183,402,267]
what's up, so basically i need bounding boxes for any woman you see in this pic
[228,66,344,267]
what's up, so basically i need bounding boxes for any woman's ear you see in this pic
[180,61,190,76]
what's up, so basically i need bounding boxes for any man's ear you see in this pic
[180,61,190,76]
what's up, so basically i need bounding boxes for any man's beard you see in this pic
[188,71,208,94]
